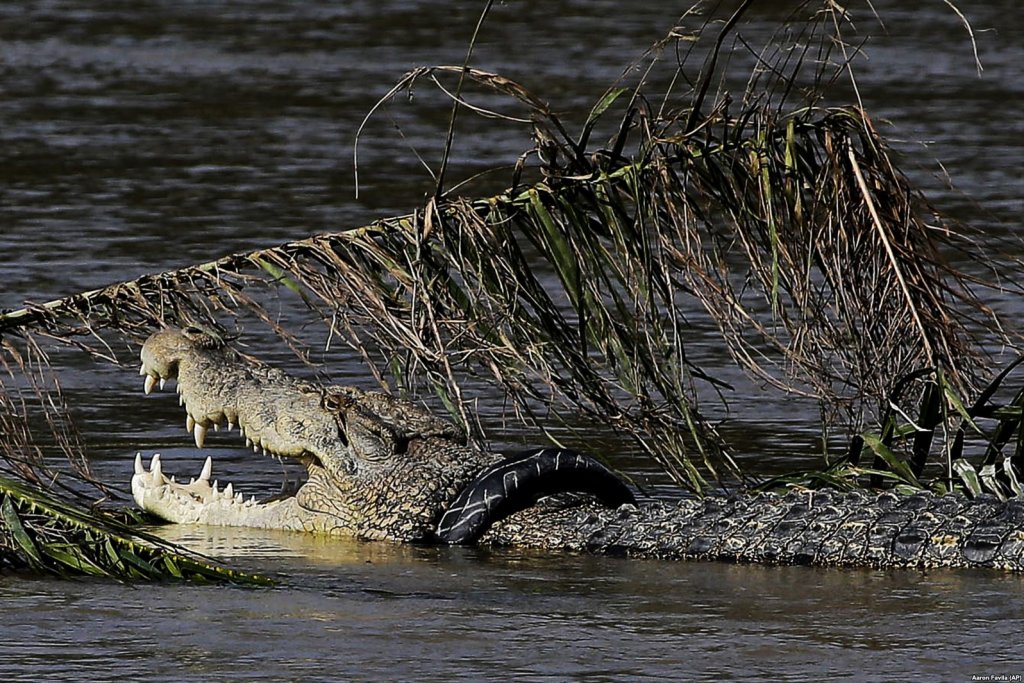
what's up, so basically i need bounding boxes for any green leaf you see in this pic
[162,556,184,579]
[860,432,921,487]
[941,375,981,434]
[1003,457,1023,497]
[2,496,44,567]
[39,544,108,577]
[586,87,629,129]
[254,257,314,307]
[952,458,981,496]
[979,464,1007,500]
[527,189,580,308]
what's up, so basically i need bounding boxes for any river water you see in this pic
[1,0,1023,679]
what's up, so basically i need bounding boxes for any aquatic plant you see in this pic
[0,470,272,583]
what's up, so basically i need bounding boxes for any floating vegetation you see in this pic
[0,471,273,584]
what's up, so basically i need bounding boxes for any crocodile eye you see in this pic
[180,324,225,349]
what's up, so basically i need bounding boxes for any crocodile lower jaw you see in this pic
[131,453,305,530]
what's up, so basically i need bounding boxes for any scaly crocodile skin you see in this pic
[134,327,1024,570]
[483,489,1024,569]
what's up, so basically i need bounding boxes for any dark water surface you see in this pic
[2,1,1024,679]
[3,527,1024,681]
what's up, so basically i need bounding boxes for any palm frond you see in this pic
[0,472,272,583]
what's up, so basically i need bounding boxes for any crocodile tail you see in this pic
[435,448,635,545]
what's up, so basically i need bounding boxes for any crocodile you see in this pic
[134,326,1024,570]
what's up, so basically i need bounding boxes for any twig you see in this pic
[847,143,936,365]
[435,0,495,201]
[942,0,983,76]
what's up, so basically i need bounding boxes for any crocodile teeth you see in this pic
[186,414,195,433]
[139,366,147,376]
[224,483,233,499]
[134,452,144,475]
[226,419,235,432]
[159,378,166,391]
[199,456,213,482]
[245,438,253,448]
[194,423,208,449]
[144,374,157,395]
[150,453,162,478]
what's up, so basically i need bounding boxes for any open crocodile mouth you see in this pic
[134,366,317,515]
